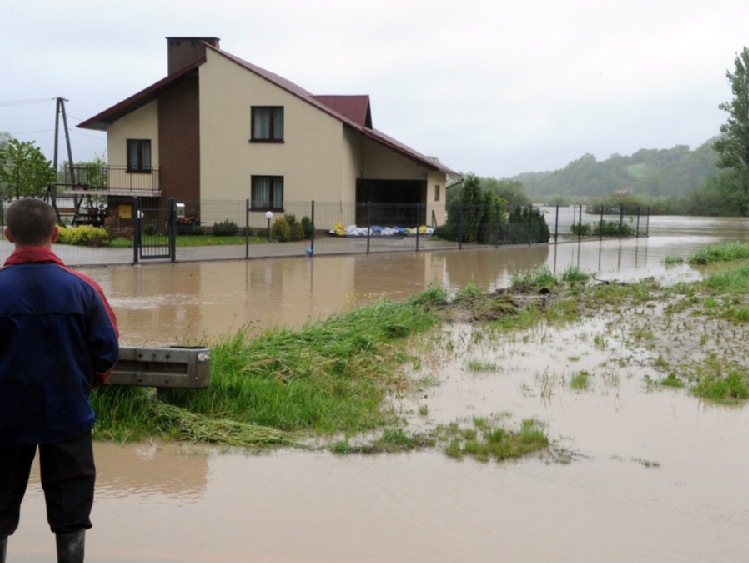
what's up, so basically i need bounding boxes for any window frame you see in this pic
[251,106,284,142]
[251,175,284,211]
[126,139,152,173]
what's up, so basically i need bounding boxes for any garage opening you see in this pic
[355,179,426,227]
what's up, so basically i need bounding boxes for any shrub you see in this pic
[143,223,157,236]
[570,223,592,237]
[212,220,238,236]
[301,216,314,238]
[270,216,292,242]
[56,225,111,247]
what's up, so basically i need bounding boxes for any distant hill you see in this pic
[515,139,720,198]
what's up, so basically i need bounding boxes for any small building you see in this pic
[79,37,456,229]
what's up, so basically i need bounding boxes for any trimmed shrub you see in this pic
[212,220,238,236]
[270,216,292,242]
[56,225,111,247]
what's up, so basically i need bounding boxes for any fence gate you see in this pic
[133,197,176,263]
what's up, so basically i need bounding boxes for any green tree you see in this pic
[713,47,749,215]
[0,138,55,200]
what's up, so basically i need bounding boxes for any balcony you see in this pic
[56,165,161,197]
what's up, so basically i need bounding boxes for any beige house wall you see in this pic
[426,171,447,226]
[107,101,159,169]
[198,50,354,227]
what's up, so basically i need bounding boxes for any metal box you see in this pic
[108,347,210,389]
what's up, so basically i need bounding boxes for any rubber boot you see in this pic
[56,530,85,563]
[0,536,6,563]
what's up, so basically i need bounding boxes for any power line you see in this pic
[0,98,57,108]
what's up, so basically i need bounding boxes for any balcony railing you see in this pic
[56,165,161,197]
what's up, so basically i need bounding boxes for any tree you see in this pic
[0,138,55,200]
[713,47,749,215]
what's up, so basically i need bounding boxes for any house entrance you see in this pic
[355,179,426,227]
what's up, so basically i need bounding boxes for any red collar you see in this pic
[4,247,64,267]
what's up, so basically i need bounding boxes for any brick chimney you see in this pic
[166,37,220,74]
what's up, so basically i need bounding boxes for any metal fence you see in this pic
[0,199,650,267]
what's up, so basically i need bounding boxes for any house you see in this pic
[78,37,457,230]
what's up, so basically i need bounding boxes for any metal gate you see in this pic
[133,197,176,263]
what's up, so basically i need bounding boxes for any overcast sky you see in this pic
[2,0,748,178]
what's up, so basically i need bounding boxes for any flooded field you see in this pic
[8,215,749,562]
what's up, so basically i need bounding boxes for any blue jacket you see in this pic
[0,247,119,445]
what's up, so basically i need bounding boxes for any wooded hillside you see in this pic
[515,139,720,198]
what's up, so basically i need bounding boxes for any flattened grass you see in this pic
[93,292,445,445]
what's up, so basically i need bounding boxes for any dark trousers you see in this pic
[0,431,95,537]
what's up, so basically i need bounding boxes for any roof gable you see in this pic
[312,95,372,128]
[79,41,455,174]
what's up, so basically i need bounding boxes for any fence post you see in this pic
[619,204,624,238]
[458,202,464,250]
[554,203,559,244]
[636,205,641,238]
[366,201,371,254]
[527,204,532,245]
[578,204,582,243]
[495,202,501,247]
[310,200,315,254]
[415,202,421,252]
[599,205,604,240]
[132,196,139,265]
[169,197,176,263]
[245,198,250,259]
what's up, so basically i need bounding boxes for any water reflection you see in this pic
[94,226,726,346]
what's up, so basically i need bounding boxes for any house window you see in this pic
[251,176,284,210]
[434,184,440,202]
[127,139,152,172]
[251,107,284,141]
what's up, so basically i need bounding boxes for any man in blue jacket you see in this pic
[0,198,119,563]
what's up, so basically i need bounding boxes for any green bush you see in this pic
[270,216,291,242]
[143,223,157,236]
[212,220,238,236]
[56,225,111,247]
[570,223,592,237]
[301,216,314,238]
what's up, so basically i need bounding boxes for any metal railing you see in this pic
[55,165,161,196]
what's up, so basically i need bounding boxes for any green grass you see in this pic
[439,418,549,462]
[692,371,749,403]
[689,242,749,265]
[569,370,591,390]
[511,266,557,291]
[93,293,441,446]
[85,235,270,248]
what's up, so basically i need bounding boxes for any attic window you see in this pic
[251,107,283,142]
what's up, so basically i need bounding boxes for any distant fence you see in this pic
[0,199,649,267]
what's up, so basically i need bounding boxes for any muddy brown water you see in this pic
[10,215,749,562]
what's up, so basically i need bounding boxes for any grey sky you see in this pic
[2,0,747,178]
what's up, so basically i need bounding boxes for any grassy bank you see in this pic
[92,242,749,456]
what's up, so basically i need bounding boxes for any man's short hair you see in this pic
[6,198,57,246]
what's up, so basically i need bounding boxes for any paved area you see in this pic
[0,236,468,267]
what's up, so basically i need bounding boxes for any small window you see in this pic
[251,107,284,141]
[127,139,152,172]
[251,176,284,210]
[434,184,440,202]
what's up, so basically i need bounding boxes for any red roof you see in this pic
[312,95,372,128]
[79,42,455,174]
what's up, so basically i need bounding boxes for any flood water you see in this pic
[10,215,749,562]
